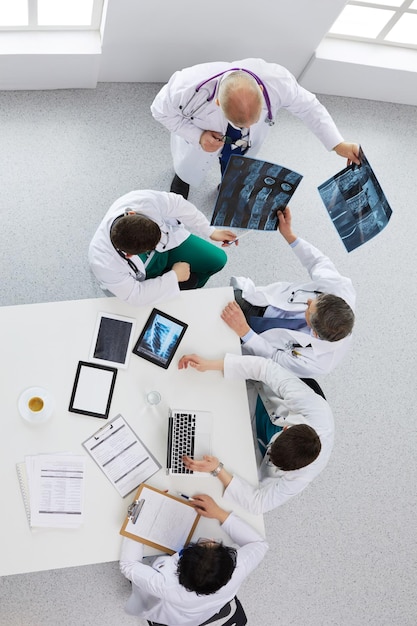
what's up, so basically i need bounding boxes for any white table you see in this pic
[1,288,263,576]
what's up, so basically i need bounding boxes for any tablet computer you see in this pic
[89,312,136,369]
[69,361,117,419]
[132,309,187,369]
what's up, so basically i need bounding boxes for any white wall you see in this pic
[98,0,345,81]
[0,0,417,106]
[0,31,101,89]
[300,38,417,107]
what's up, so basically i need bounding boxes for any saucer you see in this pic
[18,387,54,424]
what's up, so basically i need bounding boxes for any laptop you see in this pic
[166,408,213,475]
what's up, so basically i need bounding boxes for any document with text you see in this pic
[120,484,200,553]
[83,414,161,497]
[24,454,86,528]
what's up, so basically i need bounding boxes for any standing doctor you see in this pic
[151,58,360,199]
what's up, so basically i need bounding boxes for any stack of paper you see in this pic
[16,454,86,528]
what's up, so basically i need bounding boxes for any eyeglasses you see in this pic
[221,129,250,150]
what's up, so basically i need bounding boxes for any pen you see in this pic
[292,350,302,357]
[224,230,253,246]
[177,492,194,501]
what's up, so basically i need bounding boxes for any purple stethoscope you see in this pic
[178,68,275,126]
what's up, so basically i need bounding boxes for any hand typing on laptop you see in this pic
[167,409,213,475]
[183,455,233,490]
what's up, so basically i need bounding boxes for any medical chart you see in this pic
[24,453,86,528]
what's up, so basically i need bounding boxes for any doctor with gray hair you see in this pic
[151,58,360,199]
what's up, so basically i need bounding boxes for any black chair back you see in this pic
[147,596,247,626]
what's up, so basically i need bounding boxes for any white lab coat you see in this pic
[151,58,344,186]
[119,512,268,626]
[222,354,335,515]
[232,237,356,377]
[88,190,215,307]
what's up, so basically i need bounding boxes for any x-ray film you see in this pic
[132,309,188,369]
[318,146,392,252]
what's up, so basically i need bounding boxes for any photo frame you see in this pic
[132,309,188,369]
[89,312,136,369]
[69,361,117,419]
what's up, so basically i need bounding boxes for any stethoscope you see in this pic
[111,211,169,282]
[287,289,322,305]
[179,68,275,126]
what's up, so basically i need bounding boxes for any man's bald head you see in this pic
[217,71,263,128]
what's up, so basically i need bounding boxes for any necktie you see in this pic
[250,315,307,333]
[219,123,243,175]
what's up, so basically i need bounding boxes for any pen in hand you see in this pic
[177,492,194,501]
[224,230,253,246]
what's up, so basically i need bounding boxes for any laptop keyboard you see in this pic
[170,412,196,474]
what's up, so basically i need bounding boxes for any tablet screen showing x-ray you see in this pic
[132,309,188,369]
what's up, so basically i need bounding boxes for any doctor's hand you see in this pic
[277,207,297,244]
[172,262,191,283]
[183,455,233,489]
[221,301,251,337]
[199,130,224,152]
[183,454,220,474]
[333,141,361,166]
[191,494,230,523]
[210,229,238,247]
[178,354,224,372]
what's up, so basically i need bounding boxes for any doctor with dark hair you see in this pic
[88,189,236,306]
[120,494,268,626]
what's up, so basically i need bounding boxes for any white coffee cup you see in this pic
[18,387,54,424]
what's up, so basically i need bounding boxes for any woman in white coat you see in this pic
[151,58,360,197]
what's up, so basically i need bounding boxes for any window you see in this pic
[0,0,104,30]
[328,0,417,48]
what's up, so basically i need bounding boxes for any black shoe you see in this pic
[233,288,267,321]
[179,272,199,290]
[170,174,190,200]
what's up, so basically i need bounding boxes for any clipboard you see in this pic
[82,414,161,497]
[120,484,200,554]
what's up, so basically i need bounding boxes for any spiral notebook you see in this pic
[16,462,31,525]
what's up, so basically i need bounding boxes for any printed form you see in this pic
[26,454,86,528]
[83,414,161,497]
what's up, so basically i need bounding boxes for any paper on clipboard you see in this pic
[82,414,161,497]
[120,484,200,554]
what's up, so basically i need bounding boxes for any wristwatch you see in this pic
[211,462,224,477]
